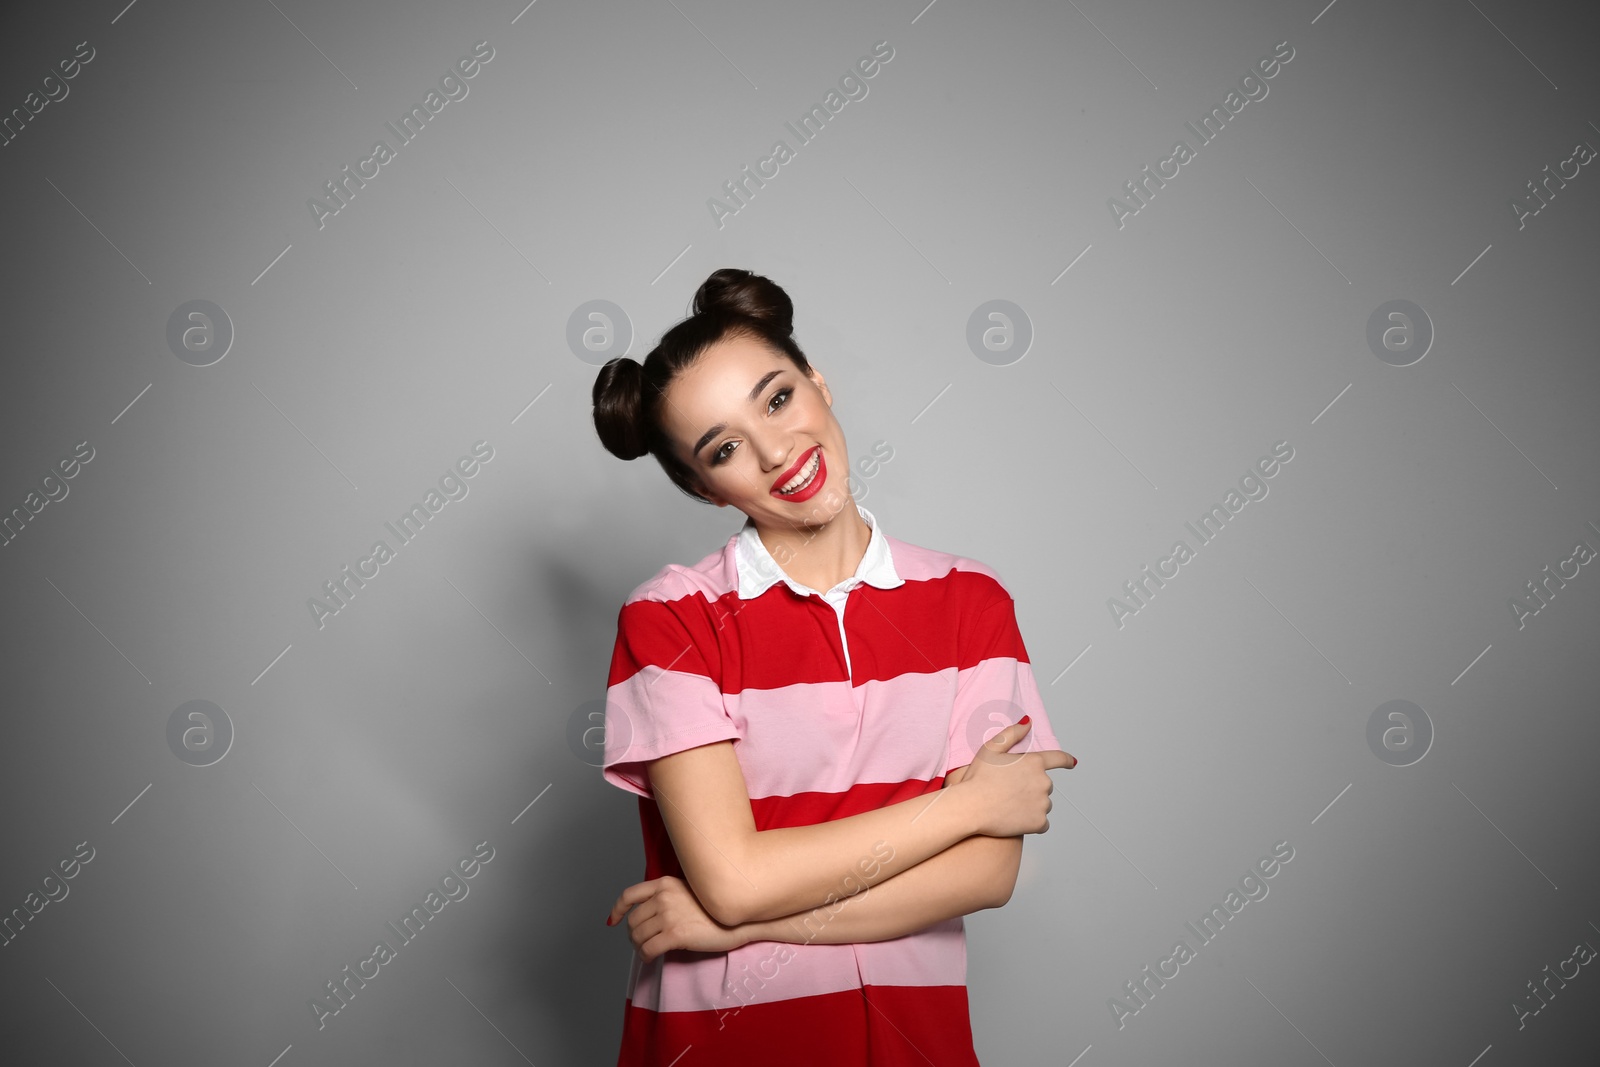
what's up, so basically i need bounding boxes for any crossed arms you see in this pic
[608,720,1075,956]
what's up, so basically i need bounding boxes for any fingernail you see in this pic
[604,913,614,926]
[1018,715,1030,725]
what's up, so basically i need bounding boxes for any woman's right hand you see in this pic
[953,719,1077,837]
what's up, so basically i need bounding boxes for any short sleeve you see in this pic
[601,595,742,798]
[945,595,1064,775]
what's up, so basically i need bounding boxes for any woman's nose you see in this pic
[755,435,792,472]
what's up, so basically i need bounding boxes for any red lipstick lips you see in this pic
[771,445,825,503]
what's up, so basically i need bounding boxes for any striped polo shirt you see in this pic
[602,503,1064,1066]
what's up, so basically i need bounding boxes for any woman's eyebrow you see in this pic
[692,369,785,457]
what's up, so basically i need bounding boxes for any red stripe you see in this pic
[608,597,726,688]
[614,985,980,1066]
[748,778,943,830]
[609,572,1022,692]
[636,779,946,881]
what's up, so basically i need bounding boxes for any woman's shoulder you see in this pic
[882,531,1015,608]
[622,538,737,608]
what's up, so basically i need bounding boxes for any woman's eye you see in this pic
[711,389,793,466]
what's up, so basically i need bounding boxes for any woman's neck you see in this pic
[756,503,871,593]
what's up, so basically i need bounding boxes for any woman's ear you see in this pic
[809,365,833,407]
[692,479,728,507]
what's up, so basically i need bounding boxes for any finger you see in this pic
[626,896,659,932]
[632,912,664,951]
[986,719,1032,746]
[607,878,663,926]
[1039,749,1077,770]
[977,720,1033,759]
[638,930,676,964]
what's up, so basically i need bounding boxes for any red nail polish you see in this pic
[605,913,614,926]
[1018,715,1030,725]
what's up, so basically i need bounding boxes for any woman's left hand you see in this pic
[606,876,748,961]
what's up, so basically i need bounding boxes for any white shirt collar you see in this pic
[735,503,904,601]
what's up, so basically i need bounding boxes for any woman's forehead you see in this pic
[677,340,788,403]
[701,331,786,368]
[663,342,792,446]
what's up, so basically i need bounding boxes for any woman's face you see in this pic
[659,331,853,529]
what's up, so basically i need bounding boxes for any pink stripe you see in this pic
[705,662,1062,801]
[604,666,743,798]
[946,659,1063,771]
[622,543,739,606]
[854,916,968,985]
[606,660,1065,801]
[628,918,967,1013]
[725,672,955,799]
[882,536,1002,585]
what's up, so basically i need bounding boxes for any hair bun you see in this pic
[591,356,650,461]
[692,268,794,337]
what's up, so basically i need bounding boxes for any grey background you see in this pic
[1,0,1597,1063]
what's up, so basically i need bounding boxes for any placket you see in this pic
[789,579,857,681]
[826,582,861,681]
[831,597,852,680]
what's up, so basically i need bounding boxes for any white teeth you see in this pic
[778,451,820,494]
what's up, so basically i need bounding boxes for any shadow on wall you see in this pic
[501,498,712,1059]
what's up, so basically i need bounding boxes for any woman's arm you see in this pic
[729,761,1020,945]
[741,833,1023,945]
[646,720,1069,926]
[610,834,1025,959]
[609,765,1027,956]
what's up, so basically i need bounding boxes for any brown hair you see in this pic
[591,268,813,503]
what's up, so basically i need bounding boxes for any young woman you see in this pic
[591,268,1077,1065]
